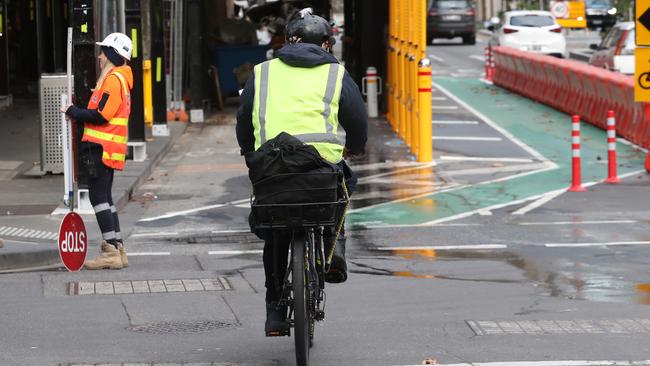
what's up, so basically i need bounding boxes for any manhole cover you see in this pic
[128,320,237,334]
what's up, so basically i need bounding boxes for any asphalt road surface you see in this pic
[2,37,650,366]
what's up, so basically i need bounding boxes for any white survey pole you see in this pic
[362,66,382,118]
[61,27,74,209]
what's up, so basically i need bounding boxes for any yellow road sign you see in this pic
[555,1,586,28]
[637,0,650,46]
[635,48,650,101]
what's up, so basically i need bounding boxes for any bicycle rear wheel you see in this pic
[292,232,311,366]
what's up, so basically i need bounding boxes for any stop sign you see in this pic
[58,211,88,272]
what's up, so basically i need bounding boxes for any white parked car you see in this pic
[588,22,634,74]
[490,10,567,58]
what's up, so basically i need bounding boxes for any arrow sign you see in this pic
[637,0,650,45]
[640,7,650,33]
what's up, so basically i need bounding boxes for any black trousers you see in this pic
[83,143,122,243]
[263,160,357,302]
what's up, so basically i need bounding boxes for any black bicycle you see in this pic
[251,171,348,366]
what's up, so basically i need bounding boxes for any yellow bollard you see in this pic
[142,59,153,126]
[418,58,432,162]
[405,50,412,148]
[411,52,420,157]
[398,45,406,138]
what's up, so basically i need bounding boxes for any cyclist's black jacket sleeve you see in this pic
[236,75,256,155]
[338,71,367,155]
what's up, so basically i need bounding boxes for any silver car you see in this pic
[588,22,634,74]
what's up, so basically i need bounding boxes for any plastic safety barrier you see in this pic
[492,46,650,151]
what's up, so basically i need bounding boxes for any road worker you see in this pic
[62,32,133,270]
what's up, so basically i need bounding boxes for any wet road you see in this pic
[3,39,650,365]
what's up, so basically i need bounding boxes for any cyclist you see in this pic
[236,8,367,335]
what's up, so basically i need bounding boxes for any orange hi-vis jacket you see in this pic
[82,65,134,170]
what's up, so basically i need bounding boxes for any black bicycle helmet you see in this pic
[285,8,336,46]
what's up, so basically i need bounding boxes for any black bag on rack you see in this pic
[244,132,340,205]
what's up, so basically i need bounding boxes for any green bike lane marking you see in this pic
[348,77,647,227]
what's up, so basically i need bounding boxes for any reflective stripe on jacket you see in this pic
[252,58,345,163]
[82,67,132,170]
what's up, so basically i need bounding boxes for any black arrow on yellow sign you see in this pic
[640,7,650,32]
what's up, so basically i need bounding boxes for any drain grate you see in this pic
[68,277,231,296]
[128,320,238,334]
[467,318,650,335]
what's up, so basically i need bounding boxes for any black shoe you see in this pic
[325,237,347,283]
[265,302,289,336]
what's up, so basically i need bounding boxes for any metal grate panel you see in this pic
[39,74,73,174]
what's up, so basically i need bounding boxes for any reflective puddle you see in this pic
[352,238,650,306]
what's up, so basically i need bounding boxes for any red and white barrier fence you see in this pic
[490,46,650,173]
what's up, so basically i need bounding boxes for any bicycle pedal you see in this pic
[265,329,290,337]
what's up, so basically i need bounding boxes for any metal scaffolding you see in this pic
[164,0,184,111]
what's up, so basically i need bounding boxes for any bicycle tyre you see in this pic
[639,72,650,90]
[292,232,310,366]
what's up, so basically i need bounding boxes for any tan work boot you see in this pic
[117,242,128,267]
[84,241,123,270]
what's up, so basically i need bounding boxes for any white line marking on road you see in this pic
[398,360,650,366]
[130,231,180,238]
[433,136,502,141]
[432,120,479,125]
[127,252,171,256]
[444,163,548,177]
[349,161,433,171]
[3,239,40,245]
[432,96,448,101]
[469,55,485,62]
[4,228,21,236]
[24,230,37,238]
[545,241,650,248]
[428,54,444,62]
[377,244,507,251]
[0,226,8,235]
[208,250,263,255]
[347,184,468,214]
[433,81,551,163]
[617,137,649,152]
[13,228,27,237]
[519,220,637,226]
[432,105,459,110]
[139,198,250,222]
[357,163,437,183]
[439,156,535,163]
[210,229,253,234]
[511,188,566,215]
[477,210,493,216]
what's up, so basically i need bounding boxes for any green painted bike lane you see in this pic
[348,77,647,227]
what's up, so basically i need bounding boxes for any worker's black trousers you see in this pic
[84,143,122,244]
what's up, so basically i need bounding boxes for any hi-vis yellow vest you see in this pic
[82,68,131,170]
[252,59,345,163]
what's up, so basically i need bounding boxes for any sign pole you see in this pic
[61,27,74,210]
[58,27,87,272]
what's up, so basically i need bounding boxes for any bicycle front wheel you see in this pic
[292,232,311,366]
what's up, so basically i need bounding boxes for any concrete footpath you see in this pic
[0,99,187,272]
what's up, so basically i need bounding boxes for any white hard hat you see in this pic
[96,32,133,61]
